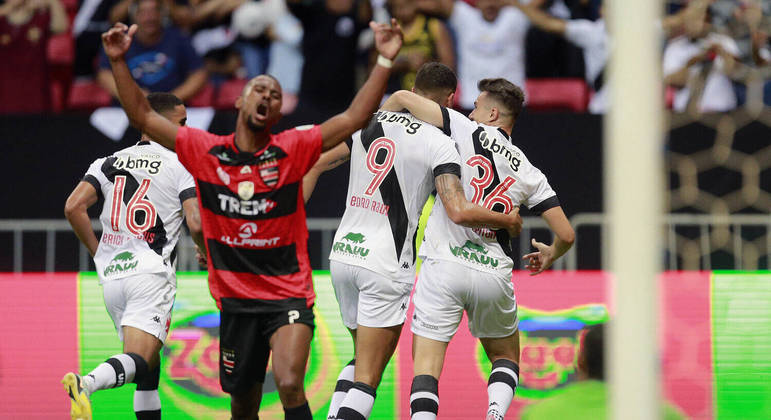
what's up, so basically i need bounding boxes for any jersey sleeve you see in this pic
[177,166,197,204]
[175,126,216,177]
[284,124,323,177]
[428,132,461,178]
[564,19,599,50]
[83,157,108,198]
[522,163,559,214]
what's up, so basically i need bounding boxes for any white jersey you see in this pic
[420,108,559,275]
[83,141,197,284]
[329,111,461,283]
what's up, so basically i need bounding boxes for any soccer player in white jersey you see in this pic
[61,93,204,420]
[381,69,575,420]
[302,66,523,420]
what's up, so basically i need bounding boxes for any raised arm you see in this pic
[64,182,100,258]
[511,0,567,35]
[381,90,445,127]
[102,23,179,150]
[435,173,522,236]
[318,19,403,152]
[303,141,351,203]
[522,206,574,275]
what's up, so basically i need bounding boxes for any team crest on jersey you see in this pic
[240,166,252,174]
[238,181,255,200]
[103,251,138,276]
[258,159,280,188]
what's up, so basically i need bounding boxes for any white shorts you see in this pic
[330,260,412,329]
[102,272,176,343]
[411,258,518,342]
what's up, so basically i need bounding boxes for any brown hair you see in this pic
[477,78,525,120]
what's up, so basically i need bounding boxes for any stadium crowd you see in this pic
[2,0,770,115]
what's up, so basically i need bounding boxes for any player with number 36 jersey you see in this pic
[381,70,575,420]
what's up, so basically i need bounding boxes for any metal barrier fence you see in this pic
[1,214,769,272]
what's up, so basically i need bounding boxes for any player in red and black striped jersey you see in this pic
[101,18,404,420]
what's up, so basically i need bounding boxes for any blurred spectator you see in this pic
[0,0,68,114]
[73,0,121,77]
[524,0,585,79]
[514,0,609,113]
[722,0,771,106]
[183,0,247,81]
[265,7,304,105]
[663,2,740,113]
[286,0,372,121]
[97,0,207,102]
[417,0,532,113]
[520,324,686,420]
[107,0,191,28]
[385,0,454,93]
[230,0,284,78]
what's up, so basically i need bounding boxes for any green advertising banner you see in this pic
[711,271,771,419]
[78,271,398,419]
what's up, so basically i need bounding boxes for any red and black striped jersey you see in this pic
[175,125,322,312]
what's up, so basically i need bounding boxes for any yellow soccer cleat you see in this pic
[62,372,92,420]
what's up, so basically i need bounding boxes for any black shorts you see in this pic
[219,305,315,394]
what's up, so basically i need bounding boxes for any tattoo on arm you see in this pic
[435,173,465,202]
[326,155,350,169]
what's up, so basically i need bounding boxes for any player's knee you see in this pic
[275,376,305,400]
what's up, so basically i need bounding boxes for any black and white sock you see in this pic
[410,375,439,420]
[83,353,148,393]
[328,359,355,419]
[284,402,312,420]
[336,382,376,420]
[134,362,161,419]
[486,359,519,420]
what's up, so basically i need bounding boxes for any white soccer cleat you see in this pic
[62,372,92,420]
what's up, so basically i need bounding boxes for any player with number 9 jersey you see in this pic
[329,110,462,282]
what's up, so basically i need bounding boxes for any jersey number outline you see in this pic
[364,137,396,196]
[466,155,516,213]
[110,175,157,234]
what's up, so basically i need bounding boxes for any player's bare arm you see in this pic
[319,19,403,151]
[381,90,445,127]
[182,197,205,252]
[522,206,575,275]
[64,182,100,257]
[303,142,351,203]
[102,23,179,150]
[435,173,523,237]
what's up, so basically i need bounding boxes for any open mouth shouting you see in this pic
[254,102,269,122]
